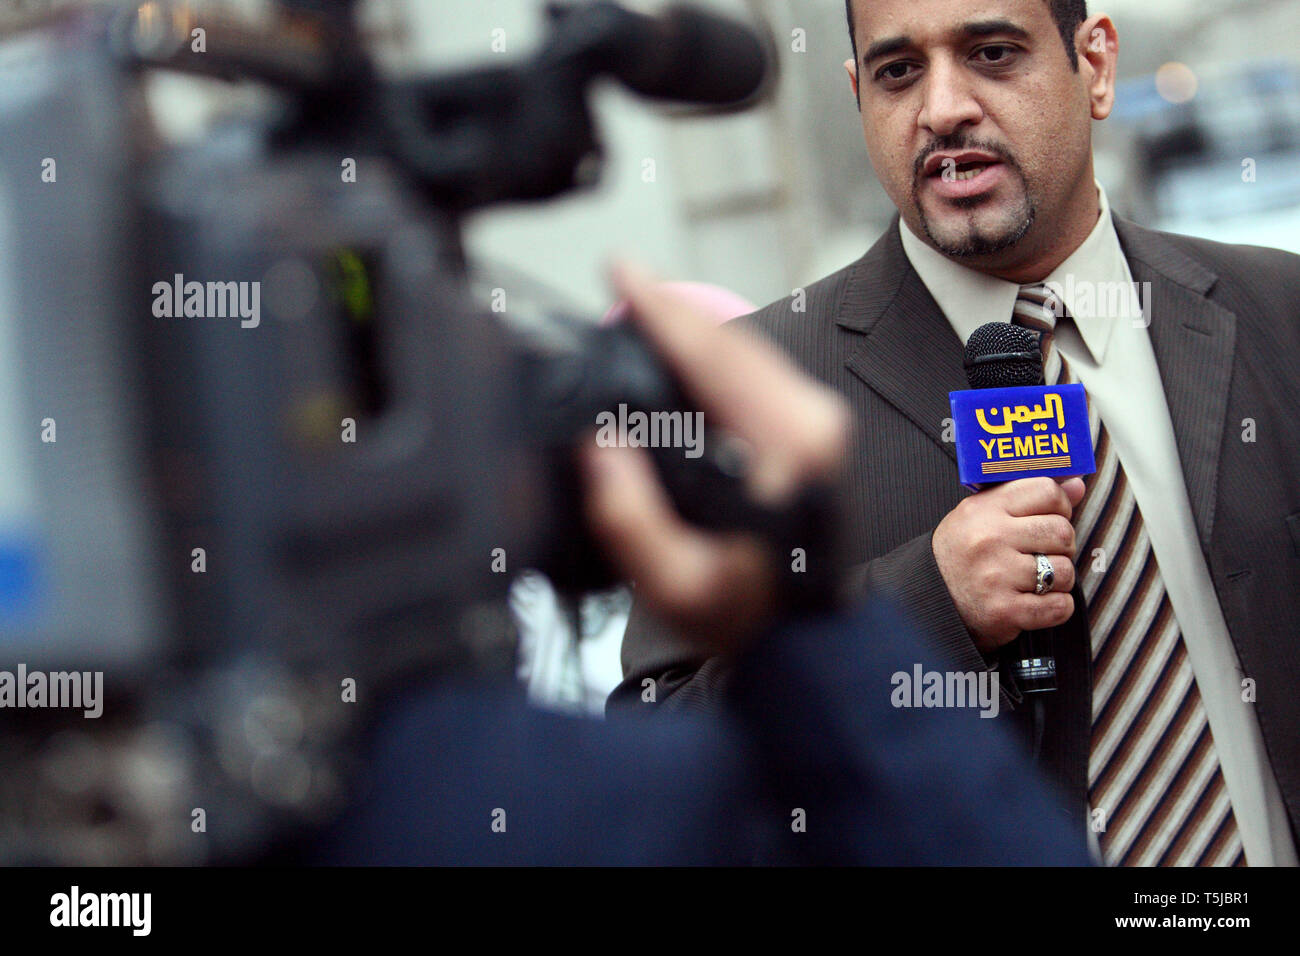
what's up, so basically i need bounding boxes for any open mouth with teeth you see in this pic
[920,154,1009,199]
[941,160,998,180]
[946,161,994,181]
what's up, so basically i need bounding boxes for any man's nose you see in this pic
[917,60,984,137]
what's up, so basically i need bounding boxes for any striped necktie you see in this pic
[1013,285,1245,867]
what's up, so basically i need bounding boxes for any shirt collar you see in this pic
[898,183,1133,365]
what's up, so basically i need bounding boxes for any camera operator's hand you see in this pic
[578,262,851,654]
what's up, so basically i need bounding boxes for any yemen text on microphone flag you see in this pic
[950,383,1095,486]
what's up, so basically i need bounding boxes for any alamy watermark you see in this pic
[595,404,704,459]
[50,886,151,936]
[152,273,261,328]
[0,664,103,718]
[1041,276,1153,328]
[891,664,1000,719]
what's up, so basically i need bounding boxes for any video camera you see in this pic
[0,0,783,863]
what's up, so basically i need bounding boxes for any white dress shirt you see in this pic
[897,184,1297,866]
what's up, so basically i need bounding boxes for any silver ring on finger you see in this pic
[1033,553,1055,595]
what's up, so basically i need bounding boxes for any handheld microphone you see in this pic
[950,323,1097,694]
[953,323,1095,488]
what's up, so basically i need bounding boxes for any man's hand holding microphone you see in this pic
[936,321,1099,686]
[933,476,1084,655]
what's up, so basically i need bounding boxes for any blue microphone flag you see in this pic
[950,383,1096,487]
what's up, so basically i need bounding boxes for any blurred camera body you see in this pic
[0,13,529,863]
[0,1,777,863]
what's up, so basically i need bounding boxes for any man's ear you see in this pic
[844,57,860,104]
[1076,15,1118,121]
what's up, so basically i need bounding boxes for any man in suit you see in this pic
[611,0,1300,867]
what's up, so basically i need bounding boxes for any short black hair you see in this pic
[845,0,1089,74]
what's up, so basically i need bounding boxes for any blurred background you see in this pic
[16,0,1294,713]
[413,0,1300,306]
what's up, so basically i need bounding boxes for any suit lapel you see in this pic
[837,221,967,462]
[1114,218,1237,551]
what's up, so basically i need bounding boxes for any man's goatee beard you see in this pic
[921,202,1037,258]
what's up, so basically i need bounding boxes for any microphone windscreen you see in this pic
[963,322,1042,389]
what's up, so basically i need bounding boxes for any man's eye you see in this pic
[877,62,915,82]
[974,45,1018,65]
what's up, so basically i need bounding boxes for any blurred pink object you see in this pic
[601,280,757,327]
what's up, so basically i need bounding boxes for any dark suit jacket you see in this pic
[610,216,1300,846]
